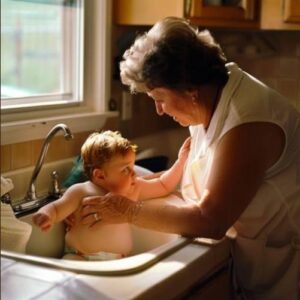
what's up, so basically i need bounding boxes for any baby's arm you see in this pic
[138,137,191,200]
[32,184,84,232]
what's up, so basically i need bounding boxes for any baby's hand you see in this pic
[178,137,191,161]
[32,212,52,232]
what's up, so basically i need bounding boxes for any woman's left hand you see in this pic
[64,213,75,231]
[80,193,133,229]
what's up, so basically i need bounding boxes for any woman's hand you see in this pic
[178,137,191,161]
[80,193,134,229]
[64,213,75,231]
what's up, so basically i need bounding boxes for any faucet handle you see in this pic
[1,193,12,205]
[49,171,61,198]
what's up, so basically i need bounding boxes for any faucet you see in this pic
[24,123,74,202]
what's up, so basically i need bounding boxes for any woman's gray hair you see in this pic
[120,17,227,94]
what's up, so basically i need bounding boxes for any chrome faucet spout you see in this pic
[24,123,73,201]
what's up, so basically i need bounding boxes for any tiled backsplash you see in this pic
[1,131,91,174]
[213,30,300,111]
[4,158,75,202]
[1,117,119,173]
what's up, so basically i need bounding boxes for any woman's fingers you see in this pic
[64,214,75,230]
[81,195,105,206]
[64,218,72,227]
[81,214,102,228]
[80,203,103,225]
[80,194,130,226]
[81,195,112,218]
[81,203,98,216]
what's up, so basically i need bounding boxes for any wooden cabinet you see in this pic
[183,266,232,300]
[261,0,300,29]
[114,0,300,30]
[188,0,259,29]
[283,0,300,22]
[114,0,184,25]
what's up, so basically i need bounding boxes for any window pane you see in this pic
[1,0,83,108]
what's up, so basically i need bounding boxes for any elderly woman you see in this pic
[81,17,300,299]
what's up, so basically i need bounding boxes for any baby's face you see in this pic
[102,150,136,195]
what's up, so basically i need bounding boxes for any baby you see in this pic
[32,130,190,260]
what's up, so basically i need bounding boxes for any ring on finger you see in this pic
[93,212,100,222]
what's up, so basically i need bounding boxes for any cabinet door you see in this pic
[184,267,232,300]
[283,0,300,22]
[261,0,300,29]
[114,0,184,25]
[188,0,258,28]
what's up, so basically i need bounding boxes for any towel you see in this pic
[1,203,32,254]
[1,176,14,197]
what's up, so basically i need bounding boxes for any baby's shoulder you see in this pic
[83,181,106,196]
[65,181,92,195]
[67,181,106,198]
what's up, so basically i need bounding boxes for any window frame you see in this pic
[1,0,83,110]
[1,0,116,145]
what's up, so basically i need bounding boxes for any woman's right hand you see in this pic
[64,213,75,231]
[80,193,134,229]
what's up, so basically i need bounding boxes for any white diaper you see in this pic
[64,244,123,261]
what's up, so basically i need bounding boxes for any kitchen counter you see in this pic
[1,238,230,300]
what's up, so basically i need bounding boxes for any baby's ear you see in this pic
[92,168,105,180]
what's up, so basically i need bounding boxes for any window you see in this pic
[1,0,114,145]
[1,0,83,110]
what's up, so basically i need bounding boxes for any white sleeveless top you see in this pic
[181,63,300,300]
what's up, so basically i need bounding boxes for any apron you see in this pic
[181,63,300,300]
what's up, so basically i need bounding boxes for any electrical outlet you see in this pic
[122,91,132,120]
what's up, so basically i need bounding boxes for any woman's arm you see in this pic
[137,137,191,200]
[81,123,284,238]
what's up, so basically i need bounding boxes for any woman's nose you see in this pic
[155,102,164,116]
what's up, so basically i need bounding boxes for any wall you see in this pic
[112,88,181,139]
[212,30,300,110]
[2,30,299,175]
[110,25,180,140]
[0,117,119,174]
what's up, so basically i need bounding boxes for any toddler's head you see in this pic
[81,131,137,193]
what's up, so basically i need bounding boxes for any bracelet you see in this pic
[128,200,144,223]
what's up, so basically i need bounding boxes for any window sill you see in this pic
[1,111,118,145]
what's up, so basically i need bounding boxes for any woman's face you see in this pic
[147,88,206,127]
[101,151,136,195]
